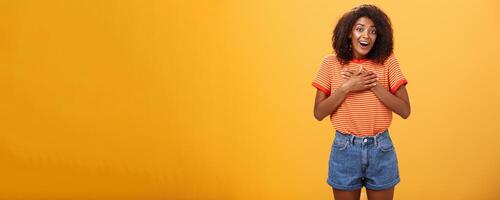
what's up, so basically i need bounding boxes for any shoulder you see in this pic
[322,53,338,61]
[321,53,341,67]
[383,52,399,66]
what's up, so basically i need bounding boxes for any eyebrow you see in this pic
[355,23,376,27]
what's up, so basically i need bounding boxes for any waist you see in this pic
[335,129,390,145]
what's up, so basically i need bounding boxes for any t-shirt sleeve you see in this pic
[385,53,408,94]
[311,55,332,95]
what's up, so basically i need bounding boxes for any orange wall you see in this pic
[0,0,499,199]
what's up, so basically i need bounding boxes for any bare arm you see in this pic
[370,84,411,119]
[313,87,349,121]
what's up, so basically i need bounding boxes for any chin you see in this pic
[354,51,370,57]
[354,48,372,57]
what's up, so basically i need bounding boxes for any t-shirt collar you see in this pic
[351,58,368,63]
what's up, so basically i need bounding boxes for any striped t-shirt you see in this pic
[312,53,408,136]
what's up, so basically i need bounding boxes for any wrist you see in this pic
[339,84,351,94]
[370,83,382,92]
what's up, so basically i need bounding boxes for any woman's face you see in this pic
[350,17,377,59]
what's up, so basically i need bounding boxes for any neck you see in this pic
[352,52,365,59]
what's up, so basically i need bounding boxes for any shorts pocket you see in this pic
[332,139,349,151]
[377,138,394,152]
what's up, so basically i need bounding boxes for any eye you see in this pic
[356,27,364,32]
[370,29,377,35]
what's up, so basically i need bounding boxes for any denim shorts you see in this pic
[327,129,400,191]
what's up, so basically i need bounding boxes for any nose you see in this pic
[361,30,369,38]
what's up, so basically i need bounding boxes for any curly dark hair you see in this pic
[332,4,393,65]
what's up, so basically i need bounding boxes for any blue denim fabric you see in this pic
[327,129,400,191]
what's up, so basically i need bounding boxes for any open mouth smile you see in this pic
[359,41,370,49]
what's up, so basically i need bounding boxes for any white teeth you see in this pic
[360,41,369,45]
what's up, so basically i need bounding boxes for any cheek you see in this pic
[350,33,360,45]
[351,31,361,39]
[351,39,357,46]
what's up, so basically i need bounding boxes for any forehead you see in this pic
[354,17,375,27]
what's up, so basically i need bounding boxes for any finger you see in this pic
[358,66,364,73]
[341,75,351,80]
[364,79,378,85]
[363,74,378,80]
[353,66,360,74]
[345,72,356,78]
[355,68,363,75]
[364,83,377,89]
[345,70,354,75]
[362,71,374,77]
[341,71,352,76]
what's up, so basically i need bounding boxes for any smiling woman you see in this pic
[332,4,394,65]
[312,4,410,200]
[350,17,377,58]
[2,0,500,199]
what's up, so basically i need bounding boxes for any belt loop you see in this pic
[349,134,355,144]
[374,129,387,147]
[374,132,381,147]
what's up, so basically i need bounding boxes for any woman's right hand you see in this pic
[340,67,378,92]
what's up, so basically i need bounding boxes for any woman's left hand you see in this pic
[341,68,378,83]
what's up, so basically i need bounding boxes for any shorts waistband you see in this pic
[335,129,389,145]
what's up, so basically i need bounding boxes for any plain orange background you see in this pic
[1,0,500,199]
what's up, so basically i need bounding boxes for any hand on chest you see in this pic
[345,64,384,78]
[331,63,389,90]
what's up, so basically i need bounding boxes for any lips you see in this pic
[359,41,370,49]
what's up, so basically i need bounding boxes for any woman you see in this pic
[311,4,411,200]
